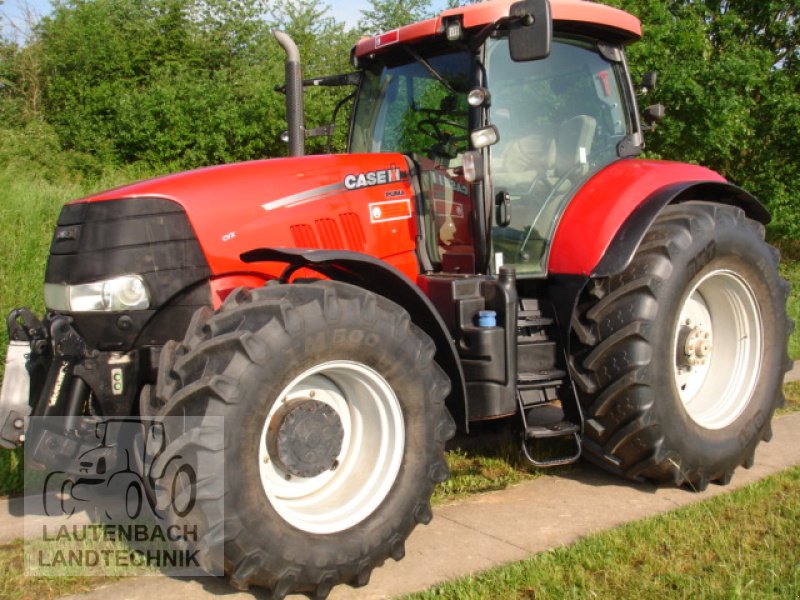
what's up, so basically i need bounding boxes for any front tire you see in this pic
[153,281,454,597]
[571,201,792,489]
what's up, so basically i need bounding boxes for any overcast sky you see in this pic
[1,0,450,37]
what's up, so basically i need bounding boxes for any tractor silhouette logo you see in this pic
[42,419,196,523]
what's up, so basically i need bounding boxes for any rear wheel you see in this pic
[571,201,792,489]
[153,281,454,597]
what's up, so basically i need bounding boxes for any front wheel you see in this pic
[153,281,454,597]
[571,201,792,489]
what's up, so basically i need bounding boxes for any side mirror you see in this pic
[643,104,666,130]
[509,0,552,62]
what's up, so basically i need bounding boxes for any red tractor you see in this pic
[1,0,791,597]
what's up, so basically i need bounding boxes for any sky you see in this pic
[1,0,451,39]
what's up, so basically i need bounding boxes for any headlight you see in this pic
[44,275,151,312]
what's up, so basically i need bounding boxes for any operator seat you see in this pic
[495,124,556,193]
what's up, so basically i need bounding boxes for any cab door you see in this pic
[487,37,636,276]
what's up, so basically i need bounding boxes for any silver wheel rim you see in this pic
[672,269,763,430]
[259,361,405,534]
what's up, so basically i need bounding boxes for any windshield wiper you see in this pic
[402,46,457,94]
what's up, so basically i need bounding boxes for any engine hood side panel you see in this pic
[77,153,422,281]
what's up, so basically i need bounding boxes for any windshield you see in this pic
[351,49,478,272]
[350,50,472,159]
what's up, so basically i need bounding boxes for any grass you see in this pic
[407,465,800,600]
[435,431,549,505]
[0,540,119,600]
[780,381,800,415]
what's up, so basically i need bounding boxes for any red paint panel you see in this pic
[75,153,422,282]
[339,212,367,251]
[354,0,641,57]
[548,159,726,276]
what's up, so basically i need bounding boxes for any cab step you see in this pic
[525,420,579,440]
[517,311,554,329]
[518,400,582,468]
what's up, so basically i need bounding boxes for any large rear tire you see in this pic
[152,281,454,597]
[571,201,792,489]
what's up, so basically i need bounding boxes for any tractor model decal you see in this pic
[369,199,413,223]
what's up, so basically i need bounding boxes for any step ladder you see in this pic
[515,303,582,467]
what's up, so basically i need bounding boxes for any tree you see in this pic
[446,0,485,8]
[34,0,299,169]
[358,0,432,35]
[605,0,800,237]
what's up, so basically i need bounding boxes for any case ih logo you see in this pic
[344,167,403,190]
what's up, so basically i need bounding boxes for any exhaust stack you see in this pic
[274,31,305,157]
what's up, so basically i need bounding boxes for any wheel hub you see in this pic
[267,399,344,478]
[679,320,713,368]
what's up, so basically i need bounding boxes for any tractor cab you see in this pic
[348,0,643,276]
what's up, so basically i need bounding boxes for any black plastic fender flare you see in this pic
[592,180,770,278]
[240,247,469,431]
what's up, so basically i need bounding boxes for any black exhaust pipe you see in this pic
[274,31,305,157]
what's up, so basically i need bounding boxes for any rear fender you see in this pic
[548,159,770,277]
[241,248,469,431]
[592,181,770,277]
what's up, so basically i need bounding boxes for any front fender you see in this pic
[241,248,469,431]
[548,159,770,277]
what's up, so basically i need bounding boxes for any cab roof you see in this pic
[353,0,642,58]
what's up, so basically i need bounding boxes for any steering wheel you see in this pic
[418,117,468,158]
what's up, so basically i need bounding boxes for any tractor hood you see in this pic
[77,153,422,279]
